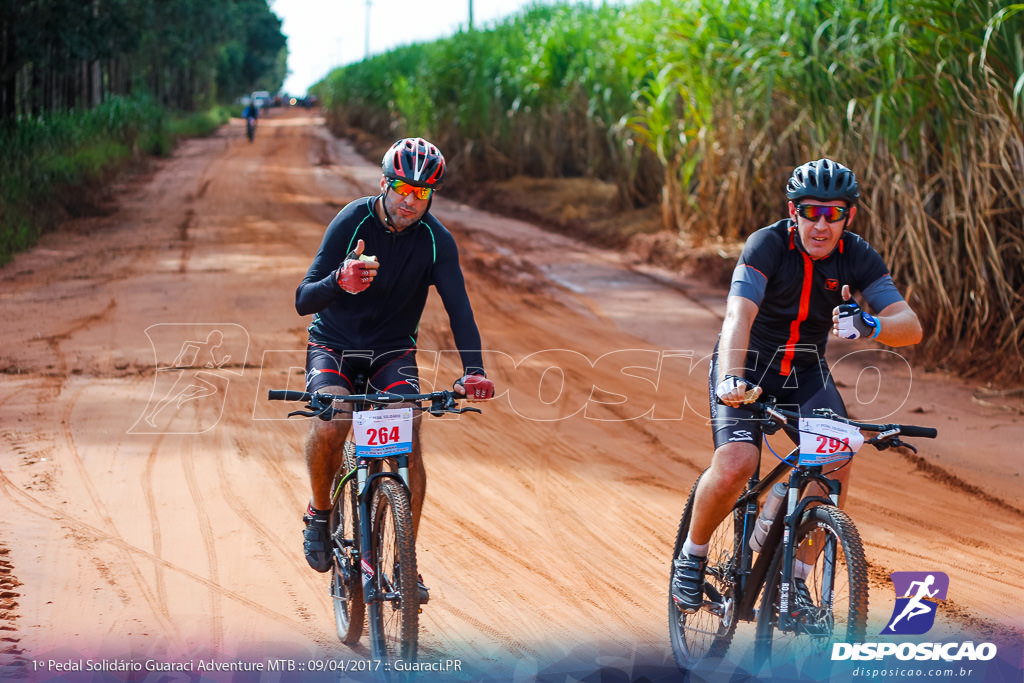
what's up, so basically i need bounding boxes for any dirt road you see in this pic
[1,108,1022,681]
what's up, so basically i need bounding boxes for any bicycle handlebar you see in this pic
[724,396,937,449]
[267,388,482,417]
[268,390,309,402]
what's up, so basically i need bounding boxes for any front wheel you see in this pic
[331,441,364,643]
[669,472,740,672]
[367,477,418,664]
[754,505,868,675]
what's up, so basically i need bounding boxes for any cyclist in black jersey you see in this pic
[671,158,923,613]
[295,138,495,592]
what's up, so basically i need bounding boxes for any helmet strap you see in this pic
[378,190,398,232]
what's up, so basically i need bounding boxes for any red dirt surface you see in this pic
[1,108,1021,680]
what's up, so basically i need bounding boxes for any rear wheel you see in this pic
[754,505,868,675]
[669,472,740,671]
[367,477,418,663]
[331,441,364,643]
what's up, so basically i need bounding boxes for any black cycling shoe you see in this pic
[789,576,830,636]
[417,575,430,604]
[671,553,708,614]
[302,507,332,573]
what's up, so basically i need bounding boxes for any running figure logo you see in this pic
[130,323,249,434]
[881,571,949,635]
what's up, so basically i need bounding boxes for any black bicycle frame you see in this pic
[331,420,413,614]
[731,453,842,625]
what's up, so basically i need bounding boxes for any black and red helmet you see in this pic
[382,137,446,189]
[786,158,859,205]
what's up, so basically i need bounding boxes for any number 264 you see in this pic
[365,426,400,445]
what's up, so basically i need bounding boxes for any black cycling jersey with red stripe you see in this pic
[730,219,902,376]
[295,196,484,375]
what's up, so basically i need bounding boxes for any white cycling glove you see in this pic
[836,302,880,340]
[716,374,747,402]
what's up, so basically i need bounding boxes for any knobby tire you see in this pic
[754,505,868,675]
[332,441,364,643]
[368,477,419,664]
[669,472,740,671]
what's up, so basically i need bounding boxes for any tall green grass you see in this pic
[319,0,1023,377]
[0,96,230,263]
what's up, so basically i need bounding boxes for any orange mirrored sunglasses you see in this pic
[388,179,433,200]
[796,204,849,223]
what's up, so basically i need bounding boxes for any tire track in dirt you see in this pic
[35,298,118,386]
[896,449,1024,518]
[216,438,322,624]
[178,436,225,652]
[0,467,335,650]
[425,604,541,661]
[176,209,195,274]
[56,384,185,650]
[140,432,181,645]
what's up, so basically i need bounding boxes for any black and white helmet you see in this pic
[382,137,446,189]
[786,158,859,205]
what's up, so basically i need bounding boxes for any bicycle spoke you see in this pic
[755,506,868,676]
[669,474,739,670]
[368,478,418,663]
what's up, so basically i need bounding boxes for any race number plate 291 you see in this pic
[353,408,413,458]
[797,417,864,466]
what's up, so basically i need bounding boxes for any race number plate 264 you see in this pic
[353,408,413,457]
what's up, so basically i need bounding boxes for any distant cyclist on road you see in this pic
[671,158,923,614]
[242,101,259,142]
[294,137,494,602]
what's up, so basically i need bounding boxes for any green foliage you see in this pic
[170,106,233,140]
[0,0,286,118]
[320,0,1023,376]
[0,95,228,264]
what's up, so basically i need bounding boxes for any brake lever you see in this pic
[891,436,918,454]
[288,401,334,420]
[866,435,918,454]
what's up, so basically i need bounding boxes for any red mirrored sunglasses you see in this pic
[796,204,850,223]
[388,179,433,200]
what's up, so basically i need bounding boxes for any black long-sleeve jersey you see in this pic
[295,196,484,375]
[729,219,903,376]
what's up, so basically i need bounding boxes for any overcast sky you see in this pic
[271,0,617,95]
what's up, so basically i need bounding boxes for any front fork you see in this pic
[777,469,840,632]
[356,452,411,605]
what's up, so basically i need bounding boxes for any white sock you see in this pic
[683,536,709,558]
[794,559,813,580]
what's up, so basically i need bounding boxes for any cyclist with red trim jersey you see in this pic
[671,158,923,614]
[294,138,494,601]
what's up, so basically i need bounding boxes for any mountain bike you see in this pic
[245,116,256,142]
[269,384,480,665]
[668,395,937,676]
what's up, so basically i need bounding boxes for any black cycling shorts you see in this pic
[709,344,847,452]
[305,342,420,394]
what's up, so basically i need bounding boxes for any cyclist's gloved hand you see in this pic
[834,285,880,340]
[336,239,378,294]
[716,374,760,407]
[454,373,494,400]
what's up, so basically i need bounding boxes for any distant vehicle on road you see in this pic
[251,90,272,110]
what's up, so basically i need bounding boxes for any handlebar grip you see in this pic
[268,389,310,402]
[900,425,938,439]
